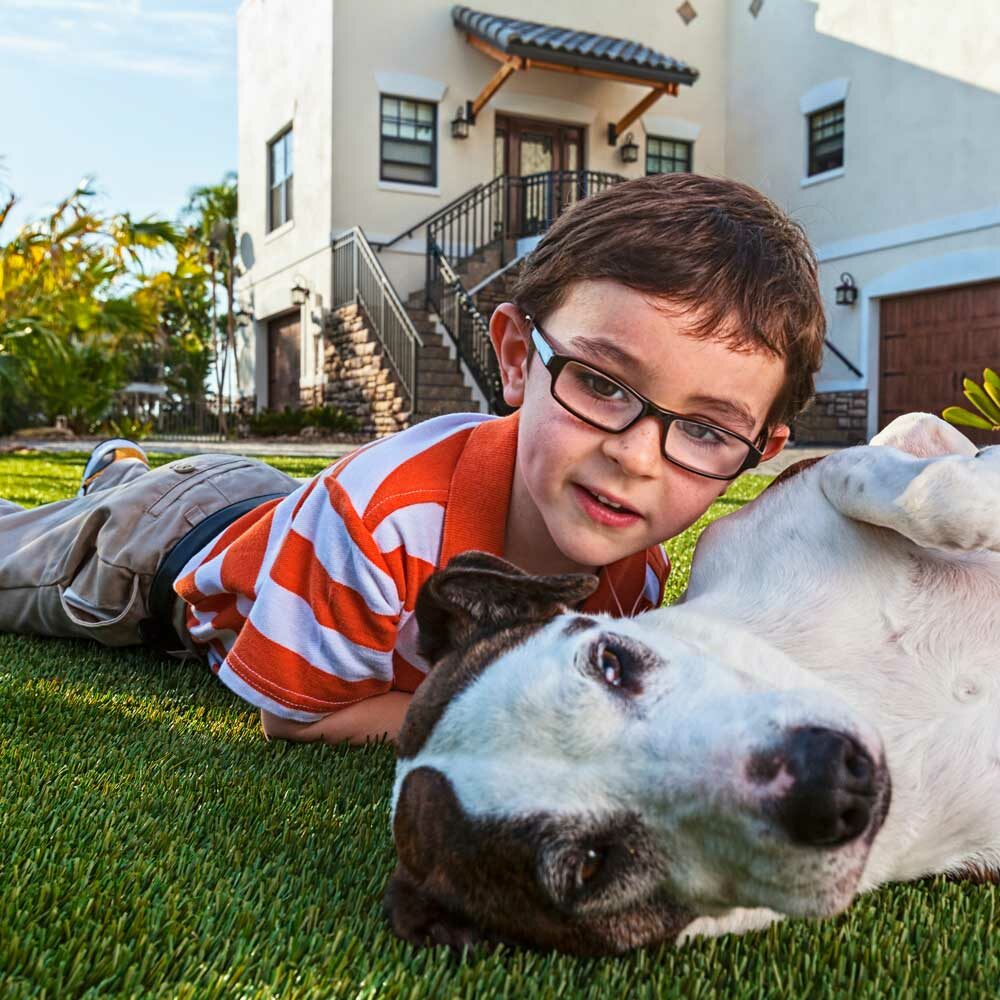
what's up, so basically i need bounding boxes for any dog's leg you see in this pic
[820,440,1000,553]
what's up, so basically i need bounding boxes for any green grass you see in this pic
[1,451,996,999]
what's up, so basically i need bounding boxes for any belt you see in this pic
[140,492,290,652]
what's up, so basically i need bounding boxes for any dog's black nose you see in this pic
[774,726,877,847]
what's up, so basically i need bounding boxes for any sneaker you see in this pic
[78,438,150,497]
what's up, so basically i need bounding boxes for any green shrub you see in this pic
[247,405,360,437]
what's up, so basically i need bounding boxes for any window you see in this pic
[380,95,437,186]
[807,102,844,176]
[645,136,692,175]
[268,127,293,231]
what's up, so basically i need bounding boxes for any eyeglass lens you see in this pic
[553,360,752,477]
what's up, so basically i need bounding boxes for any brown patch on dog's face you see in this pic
[397,552,598,759]
[386,766,694,955]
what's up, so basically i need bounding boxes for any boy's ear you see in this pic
[489,303,531,409]
[760,423,791,463]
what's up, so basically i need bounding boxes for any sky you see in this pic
[2,0,240,232]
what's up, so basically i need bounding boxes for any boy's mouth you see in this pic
[573,484,642,527]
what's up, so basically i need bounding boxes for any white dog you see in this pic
[384,413,1000,955]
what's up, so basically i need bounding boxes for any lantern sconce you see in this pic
[234,307,253,328]
[451,103,472,140]
[619,132,640,164]
[291,281,310,307]
[835,272,858,306]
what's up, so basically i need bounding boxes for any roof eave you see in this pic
[505,42,699,88]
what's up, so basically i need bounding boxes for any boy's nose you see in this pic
[601,416,663,477]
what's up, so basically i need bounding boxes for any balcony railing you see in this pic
[332,226,423,408]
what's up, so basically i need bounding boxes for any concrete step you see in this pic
[418,370,469,388]
[417,384,474,402]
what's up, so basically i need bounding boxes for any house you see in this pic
[235,0,1000,444]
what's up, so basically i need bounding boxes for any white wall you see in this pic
[726,0,1000,393]
[332,0,729,297]
[236,0,335,407]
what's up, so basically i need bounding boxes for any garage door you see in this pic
[267,312,301,411]
[880,279,1000,446]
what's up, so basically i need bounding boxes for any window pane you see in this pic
[283,132,293,178]
[270,185,281,229]
[382,139,432,165]
[399,122,416,139]
[284,176,293,223]
[401,100,416,119]
[270,141,282,184]
[416,125,433,141]
[417,104,434,123]
[382,97,399,117]
[382,161,433,184]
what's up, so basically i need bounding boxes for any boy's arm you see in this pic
[260,691,413,747]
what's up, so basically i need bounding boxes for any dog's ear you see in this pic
[385,766,488,952]
[416,551,599,664]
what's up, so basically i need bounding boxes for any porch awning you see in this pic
[452,6,699,89]
[452,6,699,142]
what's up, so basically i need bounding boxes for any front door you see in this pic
[495,115,585,238]
[267,312,301,411]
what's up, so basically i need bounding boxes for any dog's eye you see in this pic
[577,847,604,887]
[601,646,623,687]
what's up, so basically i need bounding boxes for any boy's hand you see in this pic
[260,691,412,747]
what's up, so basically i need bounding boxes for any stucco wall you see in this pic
[237,0,335,407]
[332,0,729,297]
[725,0,1000,406]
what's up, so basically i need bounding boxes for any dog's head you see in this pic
[385,552,891,955]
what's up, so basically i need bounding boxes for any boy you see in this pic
[0,174,825,746]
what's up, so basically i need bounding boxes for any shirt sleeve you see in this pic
[180,472,405,722]
[638,544,670,612]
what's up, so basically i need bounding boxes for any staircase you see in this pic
[402,292,476,422]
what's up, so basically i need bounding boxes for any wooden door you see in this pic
[879,280,1000,446]
[267,312,301,411]
[494,115,585,238]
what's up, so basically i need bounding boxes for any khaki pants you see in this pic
[0,454,298,647]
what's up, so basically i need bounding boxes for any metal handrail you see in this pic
[332,226,423,408]
[371,183,487,252]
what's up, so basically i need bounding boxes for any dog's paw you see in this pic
[871,412,977,459]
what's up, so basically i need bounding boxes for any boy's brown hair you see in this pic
[511,173,825,428]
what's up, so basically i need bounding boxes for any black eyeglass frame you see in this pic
[529,321,767,481]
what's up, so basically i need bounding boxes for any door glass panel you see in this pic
[520,133,553,176]
[494,132,506,177]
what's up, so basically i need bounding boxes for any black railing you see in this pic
[427,243,509,416]
[425,170,623,413]
[332,226,423,408]
[428,170,624,271]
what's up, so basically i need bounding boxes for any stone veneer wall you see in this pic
[793,390,868,445]
[320,303,411,437]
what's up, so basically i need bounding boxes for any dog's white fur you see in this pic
[394,413,1000,940]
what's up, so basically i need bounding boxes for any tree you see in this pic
[183,173,240,432]
[0,181,177,433]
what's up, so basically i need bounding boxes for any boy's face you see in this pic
[491,280,790,575]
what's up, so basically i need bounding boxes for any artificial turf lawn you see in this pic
[1,449,996,999]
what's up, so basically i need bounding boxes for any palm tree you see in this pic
[184,173,240,431]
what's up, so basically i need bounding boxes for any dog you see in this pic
[384,413,1000,955]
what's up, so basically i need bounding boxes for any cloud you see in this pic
[1,1,234,79]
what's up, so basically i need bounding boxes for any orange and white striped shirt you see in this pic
[174,412,670,722]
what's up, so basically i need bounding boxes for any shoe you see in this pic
[78,438,150,497]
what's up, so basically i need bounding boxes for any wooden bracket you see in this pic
[607,85,675,145]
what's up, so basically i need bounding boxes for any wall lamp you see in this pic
[619,132,640,164]
[835,272,858,306]
[451,104,471,140]
[291,282,310,307]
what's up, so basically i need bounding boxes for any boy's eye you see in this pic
[676,419,728,447]
[576,370,628,401]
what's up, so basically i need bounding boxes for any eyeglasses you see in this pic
[529,322,766,481]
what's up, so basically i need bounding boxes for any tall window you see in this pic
[380,96,437,186]
[268,127,293,231]
[807,102,844,176]
[645,136,693,175]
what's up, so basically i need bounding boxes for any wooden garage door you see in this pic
[880,280,1000,445]
[267,312,301,411]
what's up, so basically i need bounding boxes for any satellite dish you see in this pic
[239,232,255,271]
